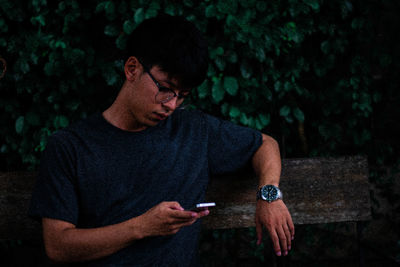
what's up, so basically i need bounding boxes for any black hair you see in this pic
[125,15,209,89]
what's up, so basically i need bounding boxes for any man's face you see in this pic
[125,64,189,131]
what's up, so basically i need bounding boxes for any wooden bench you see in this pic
[0,156,371,265]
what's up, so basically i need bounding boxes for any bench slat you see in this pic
[0,156,371,239]
[203,156,371,228]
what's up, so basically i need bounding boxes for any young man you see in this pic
[29,15,294,266]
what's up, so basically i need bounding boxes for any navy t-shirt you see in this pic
[29,109,262,266]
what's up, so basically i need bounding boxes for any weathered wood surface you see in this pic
[0,156,371,240]
[203,155,371,229]
[0,172,40,240]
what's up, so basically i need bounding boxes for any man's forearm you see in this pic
[42,201,207,263]
[42,216,144,263]
[252,133,282,187]
[252,133,294,256]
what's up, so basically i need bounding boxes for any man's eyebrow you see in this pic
[163,80,178,88]
[162,79,191,92]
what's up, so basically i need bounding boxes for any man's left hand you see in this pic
[255,200,295,256]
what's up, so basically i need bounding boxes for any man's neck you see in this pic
[102,104,147,132]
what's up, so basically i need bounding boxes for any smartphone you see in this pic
[190,202,216,212]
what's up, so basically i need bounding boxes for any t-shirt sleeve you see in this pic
[204,113,263,175]
[28,133,79,225]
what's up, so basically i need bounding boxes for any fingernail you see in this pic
[284,251,288,256]
[191,212,197,217]
[292,236,294,240]
[276,251,281,256]
[288,246,291,250]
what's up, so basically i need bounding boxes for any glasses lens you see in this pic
[155,91,175,103]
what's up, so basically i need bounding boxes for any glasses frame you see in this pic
[138,60,188,104]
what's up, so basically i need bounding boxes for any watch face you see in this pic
[261,185,278,201]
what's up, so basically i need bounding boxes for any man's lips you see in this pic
[153,112,168,120]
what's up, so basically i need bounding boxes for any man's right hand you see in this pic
[136,201,209,237]
[42,201,209,263]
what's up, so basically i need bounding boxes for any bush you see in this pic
[0,0,399,170]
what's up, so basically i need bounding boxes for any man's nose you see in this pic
[162,96,179,112]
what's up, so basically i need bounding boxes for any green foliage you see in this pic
[0,0,399,172]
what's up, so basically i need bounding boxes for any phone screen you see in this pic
[191,202,216,211]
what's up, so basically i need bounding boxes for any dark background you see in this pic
[1,0,399,265]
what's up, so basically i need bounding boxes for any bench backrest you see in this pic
[0,156,371,240]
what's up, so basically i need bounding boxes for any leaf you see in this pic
[66,101,80,111]
[145,7,158,19]
[216,0,238,14]
[95,2,106,13]
[123,20,135,35]
[283,81,292,92]
[0,38,7,47]
[224,76,239,96]
[17,59,30,74]
[237,112,247,126]
[53,115,69,129]
[255,47,266,62]
[30,15,46,26]
[183,0,194,7]
[321,41,330,54]
[214,57,226,71]
[104,24,119,37]
[197,81,209,99]
[205,5,217,18]
[105,1,116,20]
[255,118,264,130]
[211,79,224,103]
[258,113,270,126]
[274,81,281,92]
[55,40,67,49]
[15,116,24,134]
[293,107,305,122]
[210,47,224,59]
[303,0,320,11]
[116,34,127,50]
[256,1,267,12]
[240,62,252,79]
[134,8,145,24]
[286,22,296,29]
[229,106,240,118]
[221,103,229,116]
[103,67,119,86]
[227,51,238,63]
[279,105,291,117]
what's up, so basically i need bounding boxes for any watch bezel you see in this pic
[257,185,282,202]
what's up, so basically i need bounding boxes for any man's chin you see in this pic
[147,117,162,125]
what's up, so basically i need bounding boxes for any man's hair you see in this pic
[126,15,208,89]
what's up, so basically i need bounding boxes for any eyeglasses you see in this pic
[139,60,189,104]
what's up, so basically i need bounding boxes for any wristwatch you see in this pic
[257,185,283,202]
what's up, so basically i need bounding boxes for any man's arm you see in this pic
[42,201,209,263]
[252,133,295,256]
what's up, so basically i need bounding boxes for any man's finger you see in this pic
[270,229,282,256]
[196,209,210,218]
[282,223,292,253]
[283,218,292,248]
[277,225,288,256]
[170,209,197,220]
[167,201,184,211]
[288,218,295,240]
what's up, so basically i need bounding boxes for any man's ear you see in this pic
[124,56,141,81]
